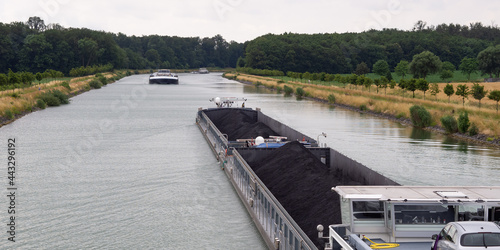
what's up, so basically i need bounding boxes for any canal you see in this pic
[1,73,499,249]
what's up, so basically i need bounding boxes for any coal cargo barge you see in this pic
[196,99,398,249]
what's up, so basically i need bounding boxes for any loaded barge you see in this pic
[196,100,500,249]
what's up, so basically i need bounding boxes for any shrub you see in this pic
[61,81,71,90]
[277,80,285,84]
[469,123,479,136]
[9,92,20,98]
[457,111,470,134]
[295,87,305,97]
[283,85,294,96]
[98,76,108,85]
[396,112,406,119]
[134,70,140,74]
[36,99,47,109]
[126,70,132,76]
[254,81,262,87]
[276,86,282,93]
[89,79,102,89]
[360,104,368,111]
[39,95,61,106]
[4,109,14,119]
[224,74,236,80]
[50,90,69,104]
[409,105,431,128]
[441,115,458,134]
[95,73,103,78]
[328,94,336,104]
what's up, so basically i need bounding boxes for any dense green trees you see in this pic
[0,17,243,75]
[2,17,500,83]
[242,23,499,75]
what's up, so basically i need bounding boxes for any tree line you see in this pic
[0,17,244,75]
[241,21,500,75]
[2,17,500,81]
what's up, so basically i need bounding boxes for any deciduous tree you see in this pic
[444,84,454,103]
[406,78,418,98]
[459,57,478,81]
[395,60,409,79]
[488,90,500,113]
[398,79,407,98]
[26,16,46,33]
[417,78,429,99]
[78,38,99,67]
[35,72,42,84]
[440,70,453,82]
[430,83,440,101]
[354,62,370,75]
[477,45,500,78]
[455,84,470,106]
[373,60,390,77]
[409,51,442,79]
[471,83,487,108]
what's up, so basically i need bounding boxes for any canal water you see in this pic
[1,73,499,249]
[240,86,500,186]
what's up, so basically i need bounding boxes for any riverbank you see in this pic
[225,73,500,148]
[0,71,128,128]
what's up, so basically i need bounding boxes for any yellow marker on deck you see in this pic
[363,236,400,249]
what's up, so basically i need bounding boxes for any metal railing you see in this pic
[197,109,317,250]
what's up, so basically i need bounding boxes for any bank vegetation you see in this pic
[0,70,133,126]
[225,73,500,146]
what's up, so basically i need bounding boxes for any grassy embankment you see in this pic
[0,71,128,126]
[226,72,500,145]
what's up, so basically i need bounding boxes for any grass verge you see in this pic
[0,71,128,127]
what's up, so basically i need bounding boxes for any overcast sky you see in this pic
[1,0,499,42]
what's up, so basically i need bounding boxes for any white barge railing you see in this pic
[197,109,317,250]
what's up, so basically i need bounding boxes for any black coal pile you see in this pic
[248,141,363,248]
[208,110,278,141]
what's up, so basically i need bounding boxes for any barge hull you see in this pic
[149,78,178,84]
[196,108,398,250]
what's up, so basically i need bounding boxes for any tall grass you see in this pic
[0,72,120,121]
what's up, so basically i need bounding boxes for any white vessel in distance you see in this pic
[198,68,209,74]
[149,69,179,84]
